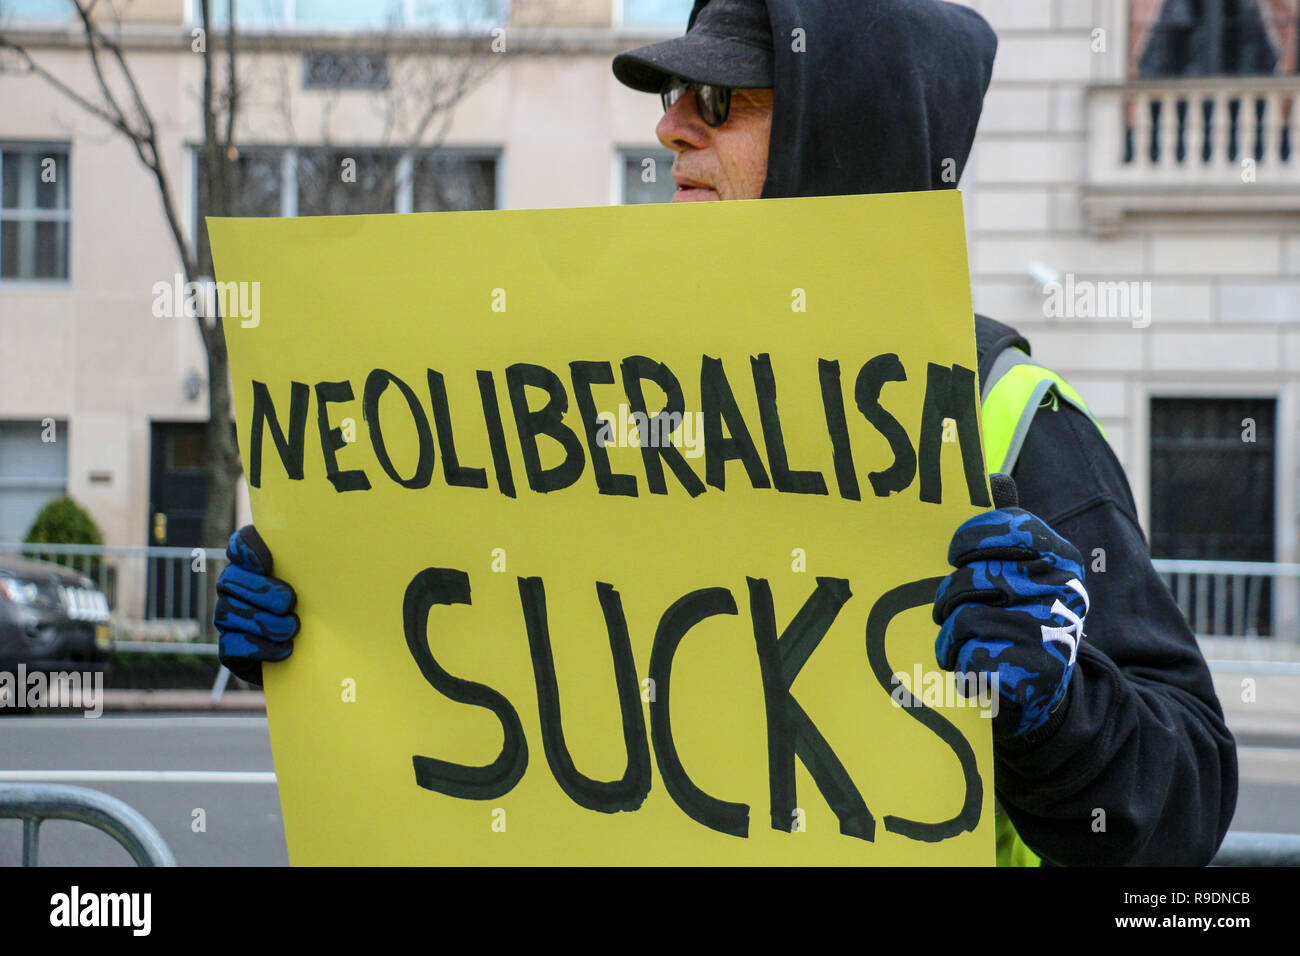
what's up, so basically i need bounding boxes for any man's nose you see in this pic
[656,92,709,152]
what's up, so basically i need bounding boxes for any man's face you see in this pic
[657,86,773,202]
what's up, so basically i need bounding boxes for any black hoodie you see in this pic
[692,0,1237,865]
[755,0,997,197]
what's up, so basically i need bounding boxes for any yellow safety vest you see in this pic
[978,346,1107,867]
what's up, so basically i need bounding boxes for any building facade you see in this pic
[1,1,1297,622]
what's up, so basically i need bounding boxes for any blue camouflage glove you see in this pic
[215,525,299,686]
[932,507,1090,740]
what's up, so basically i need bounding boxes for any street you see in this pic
[0,716,285,867]
[1,674,1296,865]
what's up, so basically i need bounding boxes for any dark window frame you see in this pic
[191,143,501,268]
[0,141,72,284]
[1148,394,1278,562]
[1133,0,1298,79]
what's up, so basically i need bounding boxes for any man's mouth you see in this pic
[672,176,719,202]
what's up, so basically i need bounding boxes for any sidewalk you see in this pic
[90,675,1299,731]
[1214,673,1300,743]
[101,689,266,712]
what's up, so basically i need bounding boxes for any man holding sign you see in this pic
[214,0,1236,866]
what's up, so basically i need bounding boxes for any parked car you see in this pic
[0,555,111,674]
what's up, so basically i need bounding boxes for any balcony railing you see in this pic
[1084,76,1300,229]
[1151,558,1300,674]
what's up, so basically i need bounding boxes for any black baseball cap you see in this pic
[612,0,774,93]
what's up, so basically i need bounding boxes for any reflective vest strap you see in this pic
[981,346,1107,868]
[995,811,1042,867]
[980,349,1108,477]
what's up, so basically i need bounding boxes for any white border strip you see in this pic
[0,771,276,784]
[5,717,268,729]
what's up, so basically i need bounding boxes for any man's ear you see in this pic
[737,88,775,108]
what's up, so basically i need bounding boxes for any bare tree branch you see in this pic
[223,0,238,153]
[68,1,134,136]
[4,0,530,545]
[0,36,135,135]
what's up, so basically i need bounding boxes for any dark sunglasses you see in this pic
[660,76,733,128]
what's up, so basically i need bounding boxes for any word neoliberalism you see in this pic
[247,353,991,507]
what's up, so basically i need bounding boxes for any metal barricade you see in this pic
[2,543,1292,657]
[0,540,240,699]
[1152,559,1300,675]
[0,541,227,645]
[1152,559,1300,643]
[0,783,176,866]
[1211,831,1300,866]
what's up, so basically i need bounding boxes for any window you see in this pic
[619,148,676,203]
[618,0,693,28]
[0,0,73,24]
[195,146,497,265]
[0,145,70,281]
[198,0,508,30]
[1149,397,1276,561]
[1131,0,1299,78]
[1122,3,1299,167]
[194,147,284,273]
[296,149,403,216]
[1149,396,1277,638]
[410,152,497,212]
[0,420,68,541]
[303,51,391,90]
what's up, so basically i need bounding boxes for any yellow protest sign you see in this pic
[209,191,996,865]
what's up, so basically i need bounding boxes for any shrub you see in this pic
[23,496,104,578]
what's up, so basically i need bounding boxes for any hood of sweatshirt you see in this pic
[753,0,998,198]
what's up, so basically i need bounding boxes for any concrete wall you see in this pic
[0,48,207,549]
[960,0,1299,562]
[2,0,1296,566]
[0,11,665,549]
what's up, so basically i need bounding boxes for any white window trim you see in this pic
[492,146,507,210]
[184,0,510,32]
[0,1,75,28]
[394,153,414,214]
[612,0,693,30]
[280,149,298,218]
[609,149,623,206]
[1104,0,1132,84]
